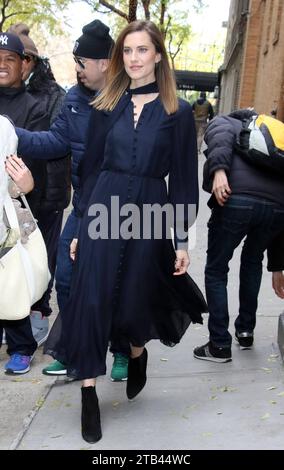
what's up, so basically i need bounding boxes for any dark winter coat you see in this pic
[0,84,48,215]
[27,82,71,212]
[202,114,284,208]
[16,84,94,212]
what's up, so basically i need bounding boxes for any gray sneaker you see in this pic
[30,311,49,346]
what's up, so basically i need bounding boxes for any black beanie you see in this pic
[73,19,114,59]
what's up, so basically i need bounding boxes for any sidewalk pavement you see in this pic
[1,155,284,450]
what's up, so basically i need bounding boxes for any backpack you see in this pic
[235,114,284,175]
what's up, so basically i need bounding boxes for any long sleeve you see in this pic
[204,116,240,177]
[202,115,242,195]
[169,101,198,249]
[16,106,71,160]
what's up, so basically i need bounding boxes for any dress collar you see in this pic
[126,81,159,96]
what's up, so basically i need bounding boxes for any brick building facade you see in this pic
[219,0,284,120]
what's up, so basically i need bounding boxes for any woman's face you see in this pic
[22,55,37,82]
[123,31,161,86]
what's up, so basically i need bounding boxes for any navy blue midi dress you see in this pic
[45,95,207,379]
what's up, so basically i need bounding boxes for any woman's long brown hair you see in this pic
[92,20,178,115]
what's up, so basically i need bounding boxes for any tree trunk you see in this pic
[128,0,138,22]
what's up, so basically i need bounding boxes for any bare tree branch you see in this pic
[141,0,151,20]
[95,0,128,21]
[159,0,167,32]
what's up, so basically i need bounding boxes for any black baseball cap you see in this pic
[0,32,25,59]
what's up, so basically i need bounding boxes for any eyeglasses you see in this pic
[73,56,87,69]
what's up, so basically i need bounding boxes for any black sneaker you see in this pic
[193,341,232,363]
[235,331,253,350]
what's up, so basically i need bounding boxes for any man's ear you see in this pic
[99,59,110,73]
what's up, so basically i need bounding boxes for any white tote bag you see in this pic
[0,193,50,320]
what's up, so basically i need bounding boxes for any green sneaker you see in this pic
[110,353,129,381]
[42,360,67,376]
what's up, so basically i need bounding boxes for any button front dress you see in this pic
[45,96,207,380]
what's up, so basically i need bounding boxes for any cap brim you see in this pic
[0,46,25,59]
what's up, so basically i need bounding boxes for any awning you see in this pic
[175,70,219,91]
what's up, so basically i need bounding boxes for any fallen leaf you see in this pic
[218,386,237,393]
[202,432,212,437]
[267,386,277,391]
[269,354,279,358]
[182,414,189,420]
[270,401,277,405]
[261,367,272,373]
[217,412,223,415]
[112,401,120,407]
[261,413,270,420]
[36,398,45,408]
[210,395,218,400]
[160,358,168,362]
[277,392,284,397]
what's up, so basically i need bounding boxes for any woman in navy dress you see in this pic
[45,20,207,443]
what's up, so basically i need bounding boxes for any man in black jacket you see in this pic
[9,24,71,345]
[0,32,48,215]
[0,32,48,374]
[193,110,284,363]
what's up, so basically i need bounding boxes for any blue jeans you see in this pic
[55,210,78,312]
[205,195,284,348]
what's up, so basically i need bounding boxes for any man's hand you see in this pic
[212,169,232,206]
[272,271,284,299]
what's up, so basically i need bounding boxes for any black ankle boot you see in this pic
[81,386,102,443]
[126,348,148,399]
